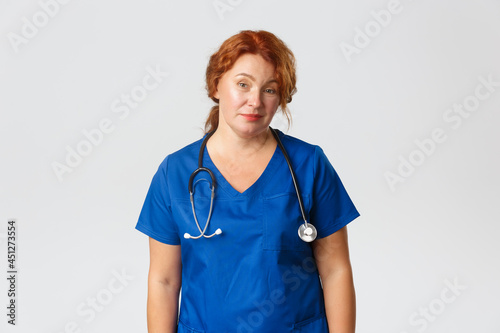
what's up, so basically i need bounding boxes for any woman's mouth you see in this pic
[241,114,263,121]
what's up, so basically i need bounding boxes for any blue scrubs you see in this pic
[136,130,359,332]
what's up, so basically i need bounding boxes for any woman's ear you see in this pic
[213,78,221,100]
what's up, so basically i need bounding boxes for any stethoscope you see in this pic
[184,127,317,242]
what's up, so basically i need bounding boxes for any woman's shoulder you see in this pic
[157,136,205,170]
[277,130,334,172]
[277,129,321,154]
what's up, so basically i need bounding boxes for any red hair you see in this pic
[205,30,297,133]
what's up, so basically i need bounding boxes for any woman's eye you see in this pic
[265,88,276,94]
[238,82,248,88]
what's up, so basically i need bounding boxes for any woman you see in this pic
[136,30,360,332]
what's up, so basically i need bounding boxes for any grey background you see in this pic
[1,0,499,332]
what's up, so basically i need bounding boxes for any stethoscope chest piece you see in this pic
[298,223,317,242]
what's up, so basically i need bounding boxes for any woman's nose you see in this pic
[248,90,262,107]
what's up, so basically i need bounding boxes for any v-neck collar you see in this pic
[201,130,285,198]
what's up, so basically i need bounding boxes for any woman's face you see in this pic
[214,53,280,139]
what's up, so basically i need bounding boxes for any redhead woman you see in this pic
[136,30,360,333]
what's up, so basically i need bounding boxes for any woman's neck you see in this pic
[207,126,275,160]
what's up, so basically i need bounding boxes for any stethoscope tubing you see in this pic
[186,127,316,241]
[185,131,219,239]
[269,128,310,228]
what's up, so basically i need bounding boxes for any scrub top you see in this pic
[136,130,360,333]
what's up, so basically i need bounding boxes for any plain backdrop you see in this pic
[1,0,499,332]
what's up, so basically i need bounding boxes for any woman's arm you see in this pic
[312,226,356,333]
[147,237,182,333]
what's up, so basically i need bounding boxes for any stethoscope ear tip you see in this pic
[184,233,191,239]
[215,228,222,235]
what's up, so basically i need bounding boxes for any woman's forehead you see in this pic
[225,54,276,81]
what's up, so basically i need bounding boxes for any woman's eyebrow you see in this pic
[235,73,277,84]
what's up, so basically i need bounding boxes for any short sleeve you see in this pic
[310,146,360,239]
[135,157,181,245]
